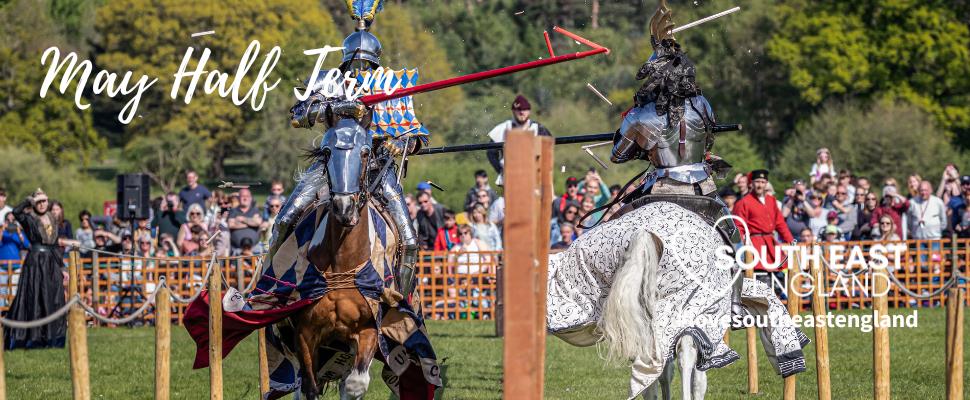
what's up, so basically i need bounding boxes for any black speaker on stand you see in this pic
[110,173,150,325]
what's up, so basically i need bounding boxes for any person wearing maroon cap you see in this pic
[486,95,551,185]
[732,169,795,272]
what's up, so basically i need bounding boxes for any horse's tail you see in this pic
[598,230,662,365]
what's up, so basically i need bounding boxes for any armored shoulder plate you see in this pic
[611,96,714,167]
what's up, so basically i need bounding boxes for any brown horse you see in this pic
[286,116,400,399]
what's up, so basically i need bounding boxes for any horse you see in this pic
[547,201,808,400]
[289,116,398,400]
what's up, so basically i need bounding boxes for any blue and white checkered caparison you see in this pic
[357,69,431,144]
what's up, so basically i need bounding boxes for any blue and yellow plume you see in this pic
[346,0,384,21]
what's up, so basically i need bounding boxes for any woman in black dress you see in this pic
[4,189,77,349]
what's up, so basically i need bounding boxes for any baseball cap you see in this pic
[824,225,839,235]
[827,210,838,219]
[565,177,579,187]
[961,176,970,185]
[416,182,432,191]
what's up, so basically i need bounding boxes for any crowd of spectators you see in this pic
[4,147,969,268]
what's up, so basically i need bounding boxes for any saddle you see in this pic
[624,194,738,248]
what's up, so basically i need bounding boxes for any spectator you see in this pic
[552,177,581,219]
[178,204,209,255]
[416,182,438,205]
[132,218,155,242]
[154,192,186,239]
[798,227,815,244]
[551,222,576,250]
[75,210,95,254]
[1,212,29,264]
[0,188,10,222]
[469,204,501,251]
[50,200,73,241]
[472,189,492,212]
[489,195,505,229]
[856,177,871,195]
[578,195,597,227]
[92,229,122,253]
[952,176,970,238]
[228,188,262,254]
[609,184,622,201]
[450,225,491,274]
[188,225,214,257]
[405,194,419,233]
[851,191,878,240]
[719,187,738,213]
[179,170,211,210]
[837,170,856,200]
[261,196,283,248]
[871,184,909,237]
[821,224,843,243]
[782,188,808,236]
[485,95,552,185]
[157,233,180,257]
[877,216,901,241]
[831,185,857,239]
[416,192,444,250]
[433,210,459,251]
[550,202,581,243]
[578,169,611,212]
[853,187,868,209]
[464,170,498,212]
[937,164,962,204]
[734,173,750,197]
[906,174,923,199]
[907,180,946,239]
[809,147,835,184]
[135,234,155,258]
[263,180,287,218]
[804,193,828,236]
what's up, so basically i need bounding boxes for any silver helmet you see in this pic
[341,30,382,68]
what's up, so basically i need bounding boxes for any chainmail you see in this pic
[634,38,701,116]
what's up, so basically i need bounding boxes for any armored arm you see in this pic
[611,120,650,164]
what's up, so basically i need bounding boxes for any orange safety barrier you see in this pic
[0,240,967,323]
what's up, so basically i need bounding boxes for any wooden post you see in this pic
[946,288,964,400]
[783,262,801,400]
[0,321,6,400]
[91,252,100,326]
[533,136,554,399]
[155,285,171,400]
[502,130,545,399]
[809,254,832,400]
[872,264,890,400]
[208,261,223,400]
[495,263,504,337]
[258,329,270,395]
[67,251,91,400]
[744,267,758,395]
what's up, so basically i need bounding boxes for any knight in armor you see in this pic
[609,0,746,317]
[270,17,425,298]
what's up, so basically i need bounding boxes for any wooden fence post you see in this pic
[946,287,964,400]
[783,260,801,400]
[744,266,758,395]
[68,251,91,400]
[872,263,890,400]
[0,321,5,400]
[809,251,831,400]
[502,130,548,399]
[208,261,223,400]
[258,329,270,395]
[155,284,171,400]
[533,136,554,400]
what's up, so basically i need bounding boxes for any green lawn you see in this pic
[3,308,968,399]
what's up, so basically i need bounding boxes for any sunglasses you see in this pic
[565,210,577,214]
[189,212,202,216]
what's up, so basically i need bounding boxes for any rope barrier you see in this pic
[0,295,81,329]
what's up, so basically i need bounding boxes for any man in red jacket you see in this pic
[732,169,795,274]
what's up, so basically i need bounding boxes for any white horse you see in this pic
[548,202,808,400]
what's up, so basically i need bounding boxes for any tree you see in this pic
[123,120,211,193]
[0,0,105,166]
[775,100,967,186]
[95,0,341,177]
[767,1,970,147]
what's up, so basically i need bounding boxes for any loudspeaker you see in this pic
[116,174,150,220]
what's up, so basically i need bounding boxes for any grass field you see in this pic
[4,308,969,399]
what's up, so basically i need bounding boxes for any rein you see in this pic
[577,166,652,230]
